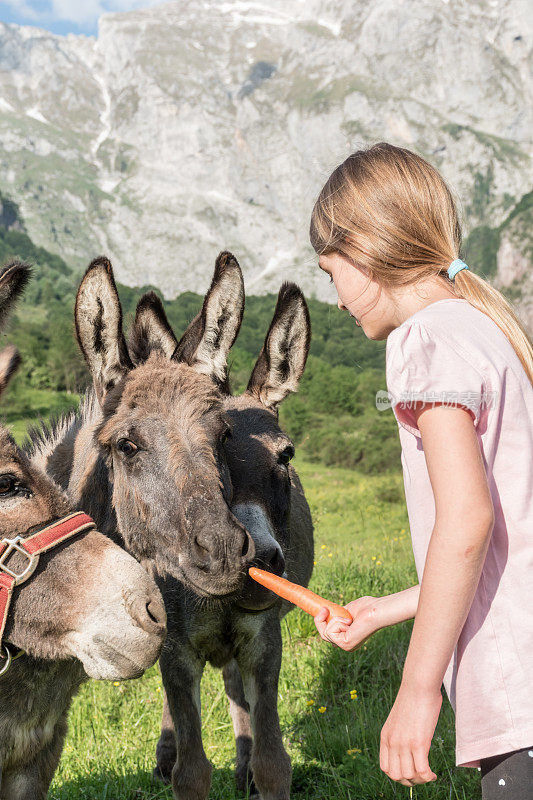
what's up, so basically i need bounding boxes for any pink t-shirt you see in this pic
[385,298,533,768]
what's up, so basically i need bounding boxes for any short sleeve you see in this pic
[385,322,487,438]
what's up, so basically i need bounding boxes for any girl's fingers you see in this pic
[379,727,390,775]
[379,737,389,776]
[314,608,354,647]
[327,618,350,637]
[412,746,437,783]
[313,607,330,640]
[387,750,403,782]
[399,748,416,786]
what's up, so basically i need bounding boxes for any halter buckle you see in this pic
[0,536,40,585]
[0,643,12,677]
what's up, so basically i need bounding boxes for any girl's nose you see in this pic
[337,298,347,311]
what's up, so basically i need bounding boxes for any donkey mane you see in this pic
[24,391,101,467]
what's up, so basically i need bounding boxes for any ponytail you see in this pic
[451,268,533,383]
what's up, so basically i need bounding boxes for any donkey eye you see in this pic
[278,445,295,466]
[117,439,139,457]
[0,475,18,497]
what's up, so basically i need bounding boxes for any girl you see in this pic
[309,143,533,798]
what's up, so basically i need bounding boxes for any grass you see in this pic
[44,456,481,800]
[2,386,79,443]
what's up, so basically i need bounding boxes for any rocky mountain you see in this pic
[0,0,531,326]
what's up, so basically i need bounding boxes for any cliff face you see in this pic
[0,0,531,319]
[494,197,533,329]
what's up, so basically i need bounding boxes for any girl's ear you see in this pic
[246,282,311,409]
[75,257,133,404]
[172,251,245,392]
[128,291,178,365]
[0,260,31,334]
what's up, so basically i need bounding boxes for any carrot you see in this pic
[249,567,353,623]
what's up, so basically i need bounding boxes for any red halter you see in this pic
[0,512,96,675]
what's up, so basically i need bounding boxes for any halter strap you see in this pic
[0,512,95,676]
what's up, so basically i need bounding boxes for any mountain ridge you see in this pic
[0,0,531,327]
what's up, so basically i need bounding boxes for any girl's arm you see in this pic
[314,584,420,650]
[380,402,495,787]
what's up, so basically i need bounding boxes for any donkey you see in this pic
[128,256,314,800]
[0,262,166,800]
[27,254,256,602]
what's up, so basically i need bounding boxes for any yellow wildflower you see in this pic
[306,699,315,706]
[318,706,326,713]
[371,556,376,561]
[113,681,120,686]
[376,560,382,566]
[328,553,332,558]
[347,748,362,756]
[350,690,358,700]
[321,544,327,550]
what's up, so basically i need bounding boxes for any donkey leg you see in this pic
[0,717,66,800]
[238,617,292,800]
[154,687,177,784]
[222,658,256,795]
[160,650,212,800]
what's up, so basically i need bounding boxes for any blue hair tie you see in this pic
[447,259,469,280]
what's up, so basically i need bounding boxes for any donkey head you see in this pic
[220,282,311,609]
[75,255,255,597]
[130,255,311,611]
[0,262,166,679]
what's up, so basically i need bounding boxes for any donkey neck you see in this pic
[0,655,84,770]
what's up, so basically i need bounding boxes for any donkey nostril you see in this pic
[129,594,166,634]
[146,601,159,624]
[270,549,285,576]
[241,531,254,558]
[146,597,166,630]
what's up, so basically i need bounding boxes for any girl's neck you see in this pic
[390,278,461,328]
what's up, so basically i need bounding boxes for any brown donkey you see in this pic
[28,255,256,599]
[128,257,314,800]
[0,262,166,800]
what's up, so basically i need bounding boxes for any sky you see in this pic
[0,0,165,35]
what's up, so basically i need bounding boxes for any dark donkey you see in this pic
[128,255,314,800]
[28,255,256,601]
[0,263,166,800]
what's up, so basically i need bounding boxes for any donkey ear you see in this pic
[0,260,31,334]
[128,291,178,365]
[246,283,311,409]
[172,251,244,390]
[75,257,133,402]
[0,345,21,400]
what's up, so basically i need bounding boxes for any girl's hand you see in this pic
[380,683,441,786]
[313,587,421,651]
[313,595,384,651]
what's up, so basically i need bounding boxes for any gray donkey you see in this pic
[0,262,166,800]
[28,254,256,599]
[128,256,314,800]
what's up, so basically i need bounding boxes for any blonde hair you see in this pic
[310,142,533,383]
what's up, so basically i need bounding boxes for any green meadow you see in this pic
[41,458,480,800]
[0,221,481,798]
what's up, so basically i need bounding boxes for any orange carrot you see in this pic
[249,567,353,623]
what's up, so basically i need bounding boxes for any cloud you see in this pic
[1,0,165,30]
